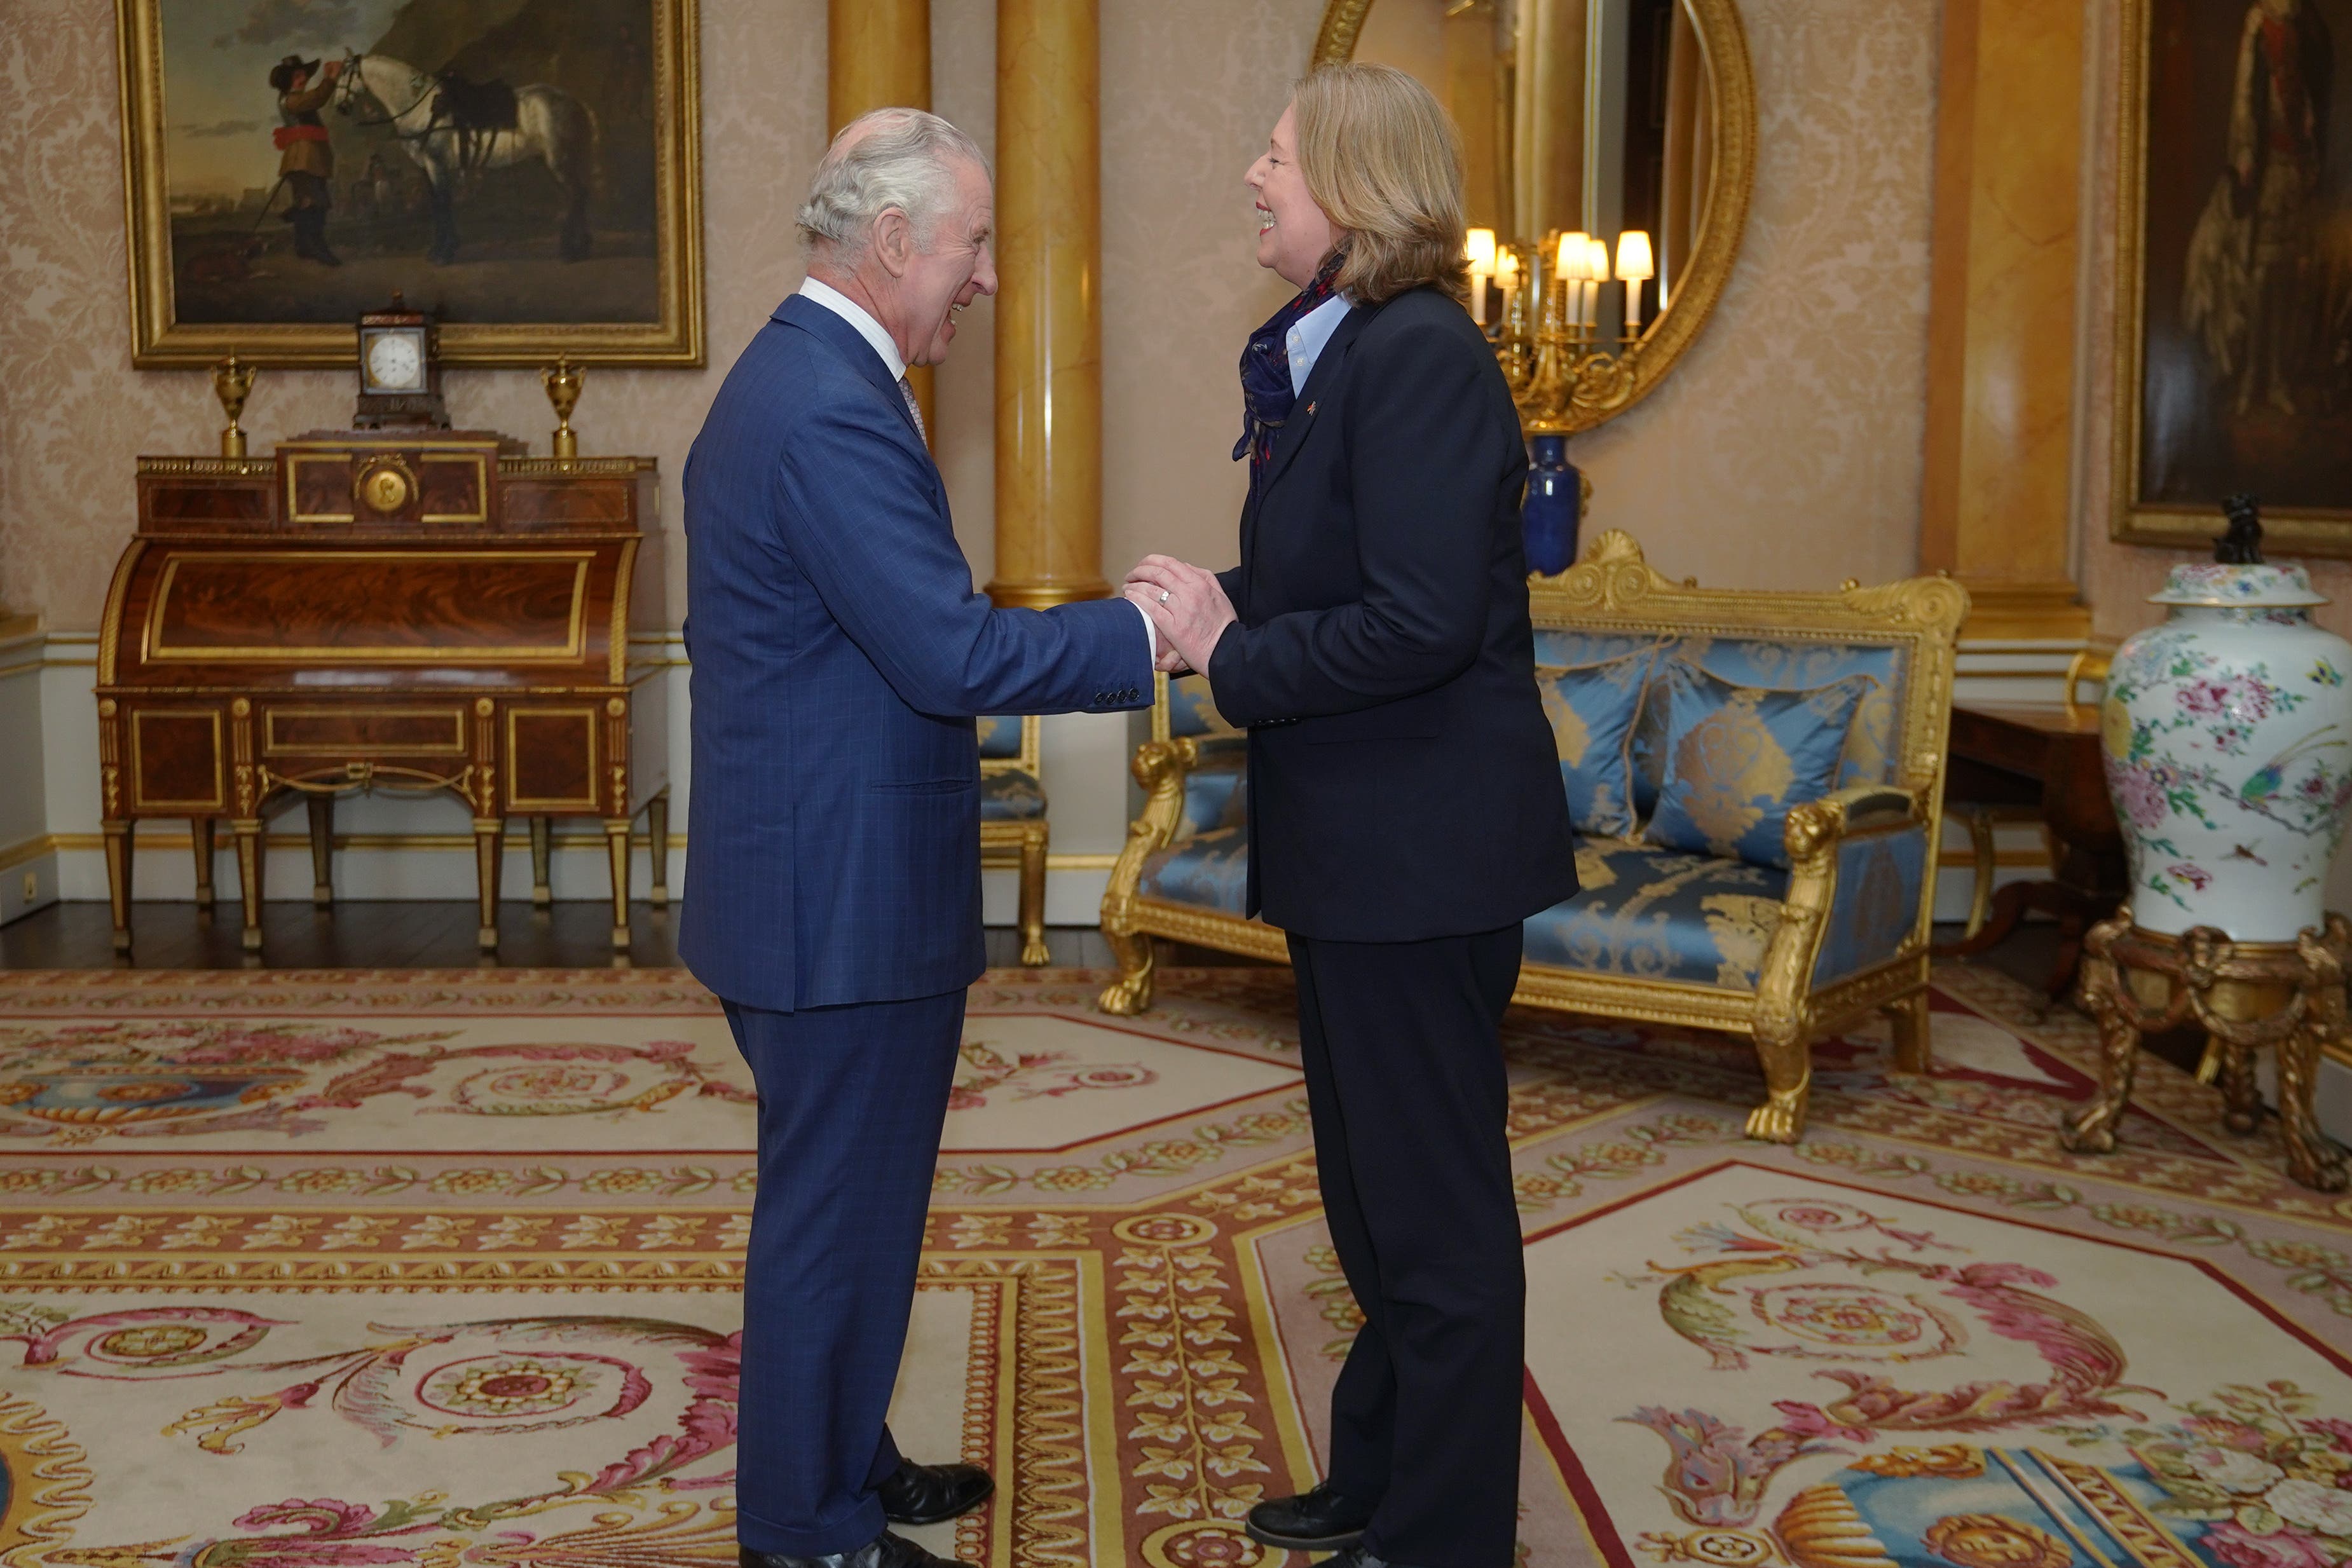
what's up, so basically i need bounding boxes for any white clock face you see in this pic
[364,330,424,392]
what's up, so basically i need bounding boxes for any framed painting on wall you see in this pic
[116,0,703,367]
[2115,0,2352,554]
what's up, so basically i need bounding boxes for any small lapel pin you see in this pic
[1305,401,1317,416]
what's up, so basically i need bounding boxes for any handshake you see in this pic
[1122,555,1238,677]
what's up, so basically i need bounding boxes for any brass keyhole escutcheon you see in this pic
[355,458,413,514]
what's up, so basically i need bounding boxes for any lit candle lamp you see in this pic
[1557,231,1589,331]
[1615,229,1655,334]
[1466,227,1496,324]
[1584,236,1608,338]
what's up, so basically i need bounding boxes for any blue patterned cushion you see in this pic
[1644,661,1872,869]
[1812,826,1930,986]
[979,768,1045,821]
[977,715,1023,760]
[1671,636,1904,788]
[1182,762,1248,837]
[1522,840,1789,991]
[1140,826,1250,915]
[1168,676,1237,739]
[1535,645,1661,839]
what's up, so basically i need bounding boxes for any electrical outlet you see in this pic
[20,873,34,903]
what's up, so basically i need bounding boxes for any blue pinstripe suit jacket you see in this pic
[679,294,1151,1011]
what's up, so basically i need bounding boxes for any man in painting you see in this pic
[2185,0,2334,416]
[268,54,345,268]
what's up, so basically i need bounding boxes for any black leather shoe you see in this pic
[739,1529,976,1568]
[1244,1482,1379,1551]
[875,1459,995,1525]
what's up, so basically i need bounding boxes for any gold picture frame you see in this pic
[114,0,704,367]
[1313,0,1758,435]
[2110,0,2352,556]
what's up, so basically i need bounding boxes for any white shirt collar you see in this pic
[798,275,907,381]
[1285,294,1354,399]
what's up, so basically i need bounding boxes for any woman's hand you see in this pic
[1123,556,1236,677]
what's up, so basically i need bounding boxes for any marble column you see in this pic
[988,0,1109,608]
[827,0,935,435]
[1919,0,2090,641]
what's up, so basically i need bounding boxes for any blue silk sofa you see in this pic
[978,714,1051,965]
[1096,531,1970,1142]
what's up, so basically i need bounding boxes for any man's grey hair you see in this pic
[796,108,988,256]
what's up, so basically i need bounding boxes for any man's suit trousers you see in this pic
[1287,926,1527,1568]
[723,988,967,1556]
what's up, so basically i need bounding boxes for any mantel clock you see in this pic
[354,295,450,430]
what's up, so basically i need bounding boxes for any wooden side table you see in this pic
[2064,913,2351,1192]
[1934,701,2128,1003]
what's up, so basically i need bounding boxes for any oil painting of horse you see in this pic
[117,0,702,366]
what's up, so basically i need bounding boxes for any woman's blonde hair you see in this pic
[1292,63,1469,306]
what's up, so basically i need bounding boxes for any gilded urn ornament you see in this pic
[2100,500,2352,939]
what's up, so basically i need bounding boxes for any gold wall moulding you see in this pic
[1316,0,1756,434]
[113,0,704,367]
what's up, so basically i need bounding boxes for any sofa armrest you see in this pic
[1783,783,1923,857]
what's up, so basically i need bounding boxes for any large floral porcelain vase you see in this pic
[2102,562,2352,940]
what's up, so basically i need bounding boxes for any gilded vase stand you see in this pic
[2065,912,2351,1192]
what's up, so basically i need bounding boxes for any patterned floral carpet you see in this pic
[0,962,2346,1568]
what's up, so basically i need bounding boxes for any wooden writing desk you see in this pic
[99,429,668,957]
[1935,700,2127,999]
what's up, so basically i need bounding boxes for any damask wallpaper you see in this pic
[0,0,1943,632]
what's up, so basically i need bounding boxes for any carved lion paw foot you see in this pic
[1744,1090,1807,1145]
[2058,1114,2120,1156]
[1096,976,1152,1016]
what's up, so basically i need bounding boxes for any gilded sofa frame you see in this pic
[980,713,1051,966]
[1097,531,1970,1142]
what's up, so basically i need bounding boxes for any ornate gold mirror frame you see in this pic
[1313,0,1755,434]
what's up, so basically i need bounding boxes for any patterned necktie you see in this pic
[899,376,927,445]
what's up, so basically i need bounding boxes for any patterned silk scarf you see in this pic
[1234,251,1347,491]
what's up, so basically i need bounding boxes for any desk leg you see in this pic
[103,819,133,952]
[305,796,334,908]
[646,792,670,910]
[472,818,502,951]
[231,817,264,952]
[529,817,552,909]
[604,818,631,951]
[1962,807,1996,939]
[191,818,214,912]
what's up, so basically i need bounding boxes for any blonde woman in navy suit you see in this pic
[1126,65,1577,1568]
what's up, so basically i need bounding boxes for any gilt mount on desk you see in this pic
[103,425,669,959]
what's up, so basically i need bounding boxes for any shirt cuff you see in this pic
[1131,599,1157,661]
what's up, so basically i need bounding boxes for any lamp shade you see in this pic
[1615,229,1655,282]
[1557,231,1590,278]
[1465,228,1496,272]
[1496,250,1519,284]
[1587,236,1611,283]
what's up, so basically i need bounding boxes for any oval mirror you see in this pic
[1313,0,1755,433]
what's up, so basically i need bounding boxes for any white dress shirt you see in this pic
[1287,293,1353,397]
[794,275,1158,662]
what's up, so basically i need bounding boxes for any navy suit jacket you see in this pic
[1206,286,1578,941]
[680,294,1152,1011]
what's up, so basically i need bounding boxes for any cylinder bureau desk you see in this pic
[100,429,668,955]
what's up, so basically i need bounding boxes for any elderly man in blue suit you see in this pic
[681,109,1156,1568]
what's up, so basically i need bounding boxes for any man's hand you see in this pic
[1124,556,1237,678]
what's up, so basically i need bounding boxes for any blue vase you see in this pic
[1522,434,1579,576]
